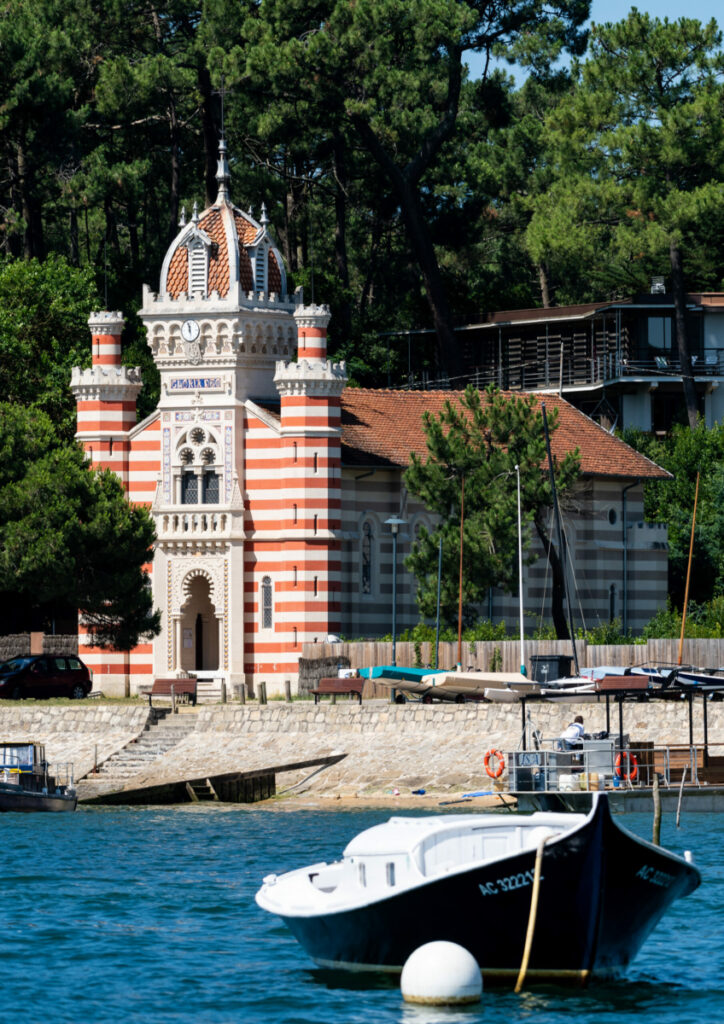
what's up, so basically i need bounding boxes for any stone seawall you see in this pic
[3,701,720,798]
[123,700,724,798]
[0,706,152,780]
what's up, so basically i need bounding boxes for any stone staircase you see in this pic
[83,709,197,786]
[195,676,226,704]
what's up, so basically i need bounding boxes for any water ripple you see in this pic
[1,807,721,1022]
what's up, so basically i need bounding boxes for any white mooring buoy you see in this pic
[400,941,482,1005]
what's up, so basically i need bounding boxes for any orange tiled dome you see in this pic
[160,140,286,301]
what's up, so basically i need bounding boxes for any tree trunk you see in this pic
[197,66,219,208]
[128,199,139,270]
[669,239,699,429]
[68,207,79,266]
[349,51,465,383]
[5,156,22,258]
[394,176,463,381]
[534,515,570,639]
[332,132,352,343]
[16,137,44,260]
[538,262,552,308]
[168,97,181,243]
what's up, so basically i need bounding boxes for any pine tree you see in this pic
[405,386,580,634]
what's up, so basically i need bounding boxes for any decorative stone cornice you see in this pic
[273,358,347,397]
[88,310,124,335]
[70,364,142,401]
[293,304,331,330]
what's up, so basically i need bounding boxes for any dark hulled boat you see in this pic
[256,794,700,983]
[0,742,77,812]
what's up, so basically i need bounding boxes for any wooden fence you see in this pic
[301,638,724,674]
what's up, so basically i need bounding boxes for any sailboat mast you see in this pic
[678,471,700,666]
[515,464,526,676]
[541,403,580,677]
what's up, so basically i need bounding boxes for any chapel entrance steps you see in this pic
[195,677,224,704]
[82,708,197,785]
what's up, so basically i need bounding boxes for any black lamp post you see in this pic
[385,515,407,666]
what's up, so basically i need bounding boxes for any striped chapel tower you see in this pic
[71,140,349,697]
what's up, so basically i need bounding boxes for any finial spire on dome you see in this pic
[215,136,231,204]
[179,206,186,227]
[260,202,269,227]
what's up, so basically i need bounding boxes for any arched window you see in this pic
[181,472,198,504]
[261,576,273,630]
[361,522,373,595]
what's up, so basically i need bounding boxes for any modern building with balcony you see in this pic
[456,286,724,433]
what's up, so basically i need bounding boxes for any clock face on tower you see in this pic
[181,319,200,342]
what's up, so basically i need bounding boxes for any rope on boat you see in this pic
[514,834,554,994]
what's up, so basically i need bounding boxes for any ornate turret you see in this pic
[70,311,141,487]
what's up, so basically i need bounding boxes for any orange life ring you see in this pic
[484,748,506,779]
[615,751,638,781]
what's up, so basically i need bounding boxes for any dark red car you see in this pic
[0,655,92,700]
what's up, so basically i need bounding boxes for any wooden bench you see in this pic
[141,677,198,707]
[311,677,363,704]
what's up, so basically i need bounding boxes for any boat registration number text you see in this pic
[636,864,675,888]
[478,869,540,897]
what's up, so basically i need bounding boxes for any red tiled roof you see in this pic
[166,206,262,298]
[204,209,229,297]
[340,389,669,480]
[233,212,255,291]
[268,250,282,294]
[166,246,188,300]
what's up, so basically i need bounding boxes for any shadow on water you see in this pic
[307,967,400,991]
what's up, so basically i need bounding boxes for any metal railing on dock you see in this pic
[504,741,723,794]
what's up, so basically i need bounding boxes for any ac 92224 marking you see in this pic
[478,869,540,897]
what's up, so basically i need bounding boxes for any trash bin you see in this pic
[530,655,574,683]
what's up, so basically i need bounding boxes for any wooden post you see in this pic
[220,681,227,704]
[259,681,267,705]
[284,679,292,702]
[171,683,177,715]
[239,683,246,705]
[677,765,688,828]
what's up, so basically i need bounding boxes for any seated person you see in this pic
[558,715,585,751]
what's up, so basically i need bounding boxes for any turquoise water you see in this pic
[3,806,722,1023]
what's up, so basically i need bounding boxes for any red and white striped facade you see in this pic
[70,312,145,689]
[71,149,347,695]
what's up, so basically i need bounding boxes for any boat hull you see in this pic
[0,782,77,812]
[273,798,699,979]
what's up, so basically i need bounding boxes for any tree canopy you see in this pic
[525,12,724,423]
[0,404,161,648]
[3,4,724,393]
